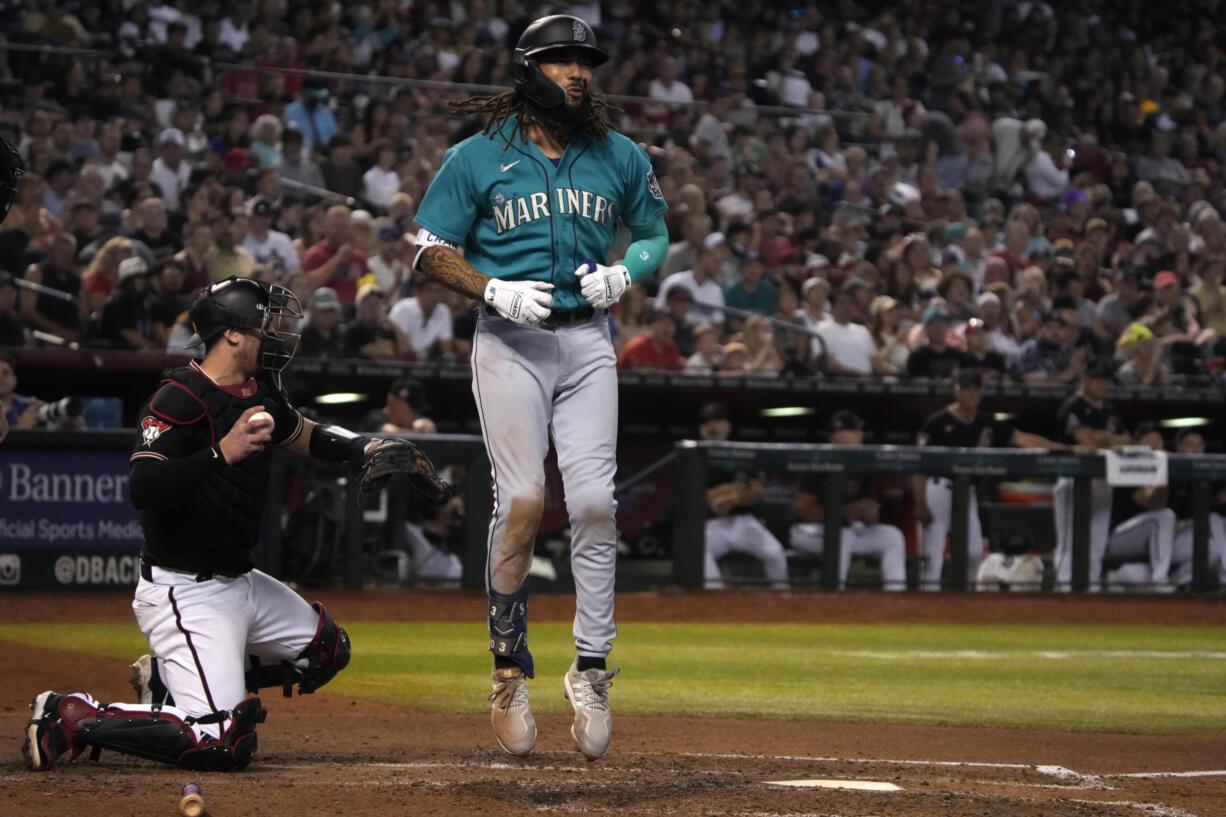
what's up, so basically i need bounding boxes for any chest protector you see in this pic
[143,366,282,575]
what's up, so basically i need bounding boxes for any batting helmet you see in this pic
[189,276,302,378]
[0,134,24,226]
[512,15,608,109]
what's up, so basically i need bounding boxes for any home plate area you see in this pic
[252,749,1219,817]
[3,738,1220,817]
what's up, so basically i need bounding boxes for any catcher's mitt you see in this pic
[359,438,453,511]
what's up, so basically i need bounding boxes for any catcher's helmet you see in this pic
[0,134,24,226]
[189,276,302,378]
[512,15,608,109]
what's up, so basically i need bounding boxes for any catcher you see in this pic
[23,277,449,772]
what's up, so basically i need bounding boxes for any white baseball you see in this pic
[250,410,275,431]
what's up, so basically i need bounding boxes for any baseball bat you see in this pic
[179,782,206,817]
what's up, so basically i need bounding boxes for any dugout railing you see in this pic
[670,441,1226,592]
[8,430,1226,592]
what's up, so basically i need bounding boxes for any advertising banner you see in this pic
[0,444,142,589]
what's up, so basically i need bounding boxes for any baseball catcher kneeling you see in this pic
[23,278,449,771]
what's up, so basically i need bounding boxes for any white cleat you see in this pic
[563,660,619,761]
[129,655,154,705]
[490,666,536,756]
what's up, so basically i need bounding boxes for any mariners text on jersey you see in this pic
[493,188,617,235]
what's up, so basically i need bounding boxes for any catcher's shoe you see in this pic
[489,667,536,756]
[129,655,174,706]
[129,655,154,705]
[23,691,98,771]
[563,660,619,761]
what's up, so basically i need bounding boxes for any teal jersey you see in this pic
[415,115,668,312]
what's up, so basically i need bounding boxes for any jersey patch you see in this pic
[647,169,664,200]
[141,416,171,447]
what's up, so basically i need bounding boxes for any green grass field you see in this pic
[3,621,1223,734]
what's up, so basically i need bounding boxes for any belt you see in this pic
[140,560,220,583]
[484,305,598,329]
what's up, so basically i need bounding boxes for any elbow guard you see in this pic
[309,424,370,462]
[621,217,669,282]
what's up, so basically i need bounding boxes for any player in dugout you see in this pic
[789,410,908,590]
[914,368,1067,590]
[699,402,791,590]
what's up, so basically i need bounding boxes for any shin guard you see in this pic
[488,586,533,678]
[77,698,268,771]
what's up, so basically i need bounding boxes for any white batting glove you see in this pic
[574,259,630,308]
[484,278,554,325]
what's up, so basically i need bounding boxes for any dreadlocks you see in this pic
[449,89,621,151]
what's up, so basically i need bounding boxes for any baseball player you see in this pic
[1101,422,1174,589]
[410,14,668,760]
[914,368,1066,590]
[1168,429,1226,586]
[1052,357,1132,591]
[698,403,790,590]
[789,411,908,590]
[23,277,446,772]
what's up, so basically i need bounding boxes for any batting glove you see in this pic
[484,278,554,326]
[574,259,630,308]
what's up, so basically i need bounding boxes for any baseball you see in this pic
[179,782,205,817]
[250,410,275,431]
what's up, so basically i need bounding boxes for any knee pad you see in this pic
[78,698,267,771]
[488,585,533,678]
[297,602,351,694]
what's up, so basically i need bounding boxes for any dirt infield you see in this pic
[2,590,1224,817]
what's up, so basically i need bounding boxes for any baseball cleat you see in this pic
[129,655,154,705]
[563,660,619,761]
[489,666,536,756]
[23,691,97,771]
[129,654,174,706]
[23,691,66,771]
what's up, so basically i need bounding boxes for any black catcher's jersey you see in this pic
[130,362,304,575]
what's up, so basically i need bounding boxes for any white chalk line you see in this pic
[831,649,1226,661]
[1111,770,1226,779]
[680,753,1111,789]
[680,751,1030,769]
[978,780,1109,791]
[1069,799,1200,817]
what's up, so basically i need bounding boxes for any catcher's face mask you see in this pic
[258,282,303,379]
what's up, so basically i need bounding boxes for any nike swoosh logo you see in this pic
[500,161,520,172]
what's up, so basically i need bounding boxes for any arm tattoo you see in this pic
[419,246,488,300]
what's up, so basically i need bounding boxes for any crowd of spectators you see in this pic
[3,1,1226,388]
